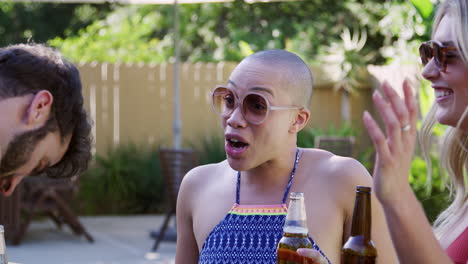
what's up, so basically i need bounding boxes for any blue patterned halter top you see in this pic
[199,149,331,264]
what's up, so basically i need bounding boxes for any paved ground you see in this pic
[7,215,176,264]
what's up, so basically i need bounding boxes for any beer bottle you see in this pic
[341,186,377,264]
[0,225,8,264]
[277,192,314,264]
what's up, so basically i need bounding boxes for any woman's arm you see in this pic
[175,173,200,264]
[363,81,453,264]
[380,184,453,264]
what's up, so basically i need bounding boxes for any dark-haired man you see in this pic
[0,43,91,196]
[176,49,397,263]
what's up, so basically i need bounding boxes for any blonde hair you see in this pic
[420,0,468,241]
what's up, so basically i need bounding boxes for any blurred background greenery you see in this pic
[2,0,432,65]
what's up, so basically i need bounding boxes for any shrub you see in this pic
[78,143,164,215]
[189,134,226,165]
[410,154,451,223]
[297,124,358,148]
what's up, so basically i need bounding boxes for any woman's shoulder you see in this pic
[300,147,371,185]
[181,160,232,188]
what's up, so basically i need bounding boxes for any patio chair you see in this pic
[0,184,23,244]
[151,148,199,252]
[314,135,355,157]
[14,175,94,245]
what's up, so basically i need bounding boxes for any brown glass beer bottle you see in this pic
[277,192,314,264]
[341,186,377,264]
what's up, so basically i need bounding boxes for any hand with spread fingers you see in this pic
[362,80,419,205]
[360,2,468,263]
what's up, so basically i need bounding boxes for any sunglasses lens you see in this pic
[212,88,235,117]
[433,43,444,69]
[243,94,268,124]
[419,43,432,65]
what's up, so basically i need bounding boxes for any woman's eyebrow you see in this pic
[250,87,274,97]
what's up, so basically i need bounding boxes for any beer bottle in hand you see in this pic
[0,225,8,264]
[277,192,314,264]
[341,186,377,264]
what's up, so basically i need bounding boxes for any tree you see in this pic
[0,2,113,47]
[49,0,433,65]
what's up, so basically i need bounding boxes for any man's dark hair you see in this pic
[0,43,91,179]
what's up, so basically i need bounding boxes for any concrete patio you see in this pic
[7,215,176,264]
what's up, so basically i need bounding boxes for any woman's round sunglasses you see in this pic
[210,86,304,125]
[419,40,457,72]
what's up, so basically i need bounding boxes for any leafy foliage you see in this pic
[188,134,226,165]
[297,124,358,148]
[410,155,451,223]
[0,2,112,47]
[79,143,164,215]
[49,0,435,65]
[411,0,435,20]
[50,6,171,63]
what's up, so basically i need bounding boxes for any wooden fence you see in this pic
[78,62,420,156]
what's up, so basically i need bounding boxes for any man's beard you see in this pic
[0,124,50,176]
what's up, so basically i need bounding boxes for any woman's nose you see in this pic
[226,106,248,129]
[421,58,441,81]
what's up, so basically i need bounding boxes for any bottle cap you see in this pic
[290,192,304,199]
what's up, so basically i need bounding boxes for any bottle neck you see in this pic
[0,231,6,255]
[350,191,372,239]
[284,195,308,235]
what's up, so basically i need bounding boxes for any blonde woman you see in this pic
[362,0,468,263]
[298,1,467,263]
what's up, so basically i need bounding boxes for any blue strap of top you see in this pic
[236,148,301,204]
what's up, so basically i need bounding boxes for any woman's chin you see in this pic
[227,156,258,172]
[436,111,457,128]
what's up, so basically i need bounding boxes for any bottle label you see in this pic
[341,253,376,264]
[277,248,315,264]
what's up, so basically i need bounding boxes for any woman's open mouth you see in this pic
[227,138,248,149]
[435,87,454,103]
[225,135,249,158]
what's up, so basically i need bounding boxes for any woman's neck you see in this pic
[242,146,299,187]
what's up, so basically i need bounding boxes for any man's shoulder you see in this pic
[300,148,372,187]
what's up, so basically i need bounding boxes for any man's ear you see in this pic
[0,174,24,197]
[289,108,310,134]
[24,90,53,130]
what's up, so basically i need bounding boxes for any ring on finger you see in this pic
[401,124,411,132]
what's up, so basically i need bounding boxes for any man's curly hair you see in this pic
[0,43,91,179]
